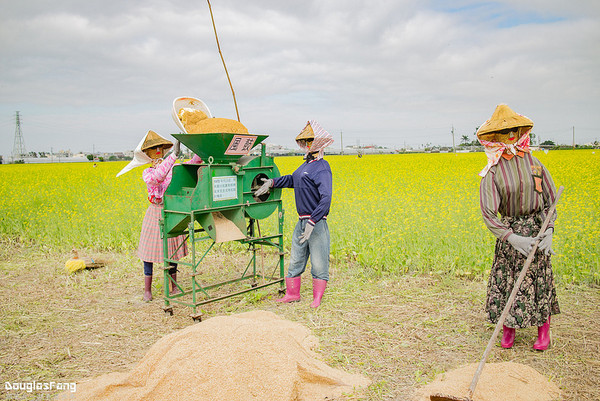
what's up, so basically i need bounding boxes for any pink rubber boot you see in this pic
[277,277,301,303]
[501,325,516,348]
[310,279,328,308]
[533,316,551,351]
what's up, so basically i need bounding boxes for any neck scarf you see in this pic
[478,130,531,177]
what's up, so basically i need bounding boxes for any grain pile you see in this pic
[59,310,370,401]
[177,108,249,134]
[414,362,561,401]
[177,107,208,132]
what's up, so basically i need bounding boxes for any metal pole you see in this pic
[207,0,240,122]
[451,125,455,153]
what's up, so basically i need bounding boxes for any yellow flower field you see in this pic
[1,150,598,284]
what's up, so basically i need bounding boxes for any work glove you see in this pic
[507,233,536,257]
[298,222,314,244]
[537,228,555,256]
[254,178,273,197]
[172,140,181,156]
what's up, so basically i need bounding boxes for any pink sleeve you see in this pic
[142,153,177,186]
[185,154,203,164]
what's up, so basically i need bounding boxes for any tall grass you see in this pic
[1,150,598,284]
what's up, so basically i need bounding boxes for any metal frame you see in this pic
[160,201,285,320]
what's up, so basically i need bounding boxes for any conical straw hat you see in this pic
[477,104,533,138]
[141,130,173,151]
[296,121,315,141]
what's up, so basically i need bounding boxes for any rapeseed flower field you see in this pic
[1,150,598,284]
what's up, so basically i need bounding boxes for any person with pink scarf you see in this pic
[477,104,559,351]
[254,121,334,308]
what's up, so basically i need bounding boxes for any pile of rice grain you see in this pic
[59,310,370,401]
[177,108,248,134]
[414,362,561,401]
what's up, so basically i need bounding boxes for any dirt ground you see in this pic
[0,240,599,400]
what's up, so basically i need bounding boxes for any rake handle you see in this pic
[467,185,564,398]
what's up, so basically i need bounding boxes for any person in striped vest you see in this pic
[477,104,560,351]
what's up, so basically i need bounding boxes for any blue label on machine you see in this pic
[212,176,238,201]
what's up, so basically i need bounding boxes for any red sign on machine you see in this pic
[225,135,257,155]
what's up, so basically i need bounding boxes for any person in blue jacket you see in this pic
[255,120,333,308]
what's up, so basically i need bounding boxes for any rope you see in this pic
[206,0,241,122]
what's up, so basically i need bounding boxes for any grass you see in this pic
[0,240,598,400]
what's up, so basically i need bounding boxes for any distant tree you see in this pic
[86,154,94,161]
[108,155,118,161]
[541,140,555,146]
[460,135,470,145]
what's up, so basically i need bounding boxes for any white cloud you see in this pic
[1,0,599,158]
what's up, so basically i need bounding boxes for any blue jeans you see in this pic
[287,219,330,281]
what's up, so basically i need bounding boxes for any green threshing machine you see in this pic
[160,132,284,320]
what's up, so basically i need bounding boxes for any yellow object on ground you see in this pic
[65,259,86,274]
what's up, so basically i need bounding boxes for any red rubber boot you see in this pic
[533,317,551,351]
[310,279,328,308]
[501,325,515,348]
[170,272,181,295]
[277,277,301,303]
[143,276,153,302]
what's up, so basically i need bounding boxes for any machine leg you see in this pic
[190,312,203,322]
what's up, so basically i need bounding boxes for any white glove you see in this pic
[172,140,181,156]
[537,228,555,256]
[299,223,314,244]
[507,233,536,257]
[254,178,273,197]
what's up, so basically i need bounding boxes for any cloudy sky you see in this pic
[1,0,599,158]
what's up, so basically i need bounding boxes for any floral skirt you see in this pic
[485,214,560,329]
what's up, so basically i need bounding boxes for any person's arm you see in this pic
[540,163,558,231]
[142,153,177,185]
[273,175,293,188]
[307,169,332,226]
[185,154,203,164]
[479,172,511,241]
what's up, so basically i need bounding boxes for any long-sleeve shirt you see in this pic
[479,151,557,240]
[143,153,202,203]
[273,158,332,226]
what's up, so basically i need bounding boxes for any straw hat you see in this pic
[141,130,173,152]
[296,122,315,141]
[116,130,171,177]
[477,104,534,140]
